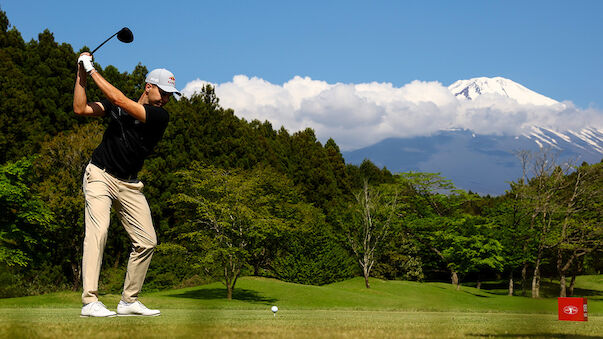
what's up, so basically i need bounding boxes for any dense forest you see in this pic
[1,10,601,300]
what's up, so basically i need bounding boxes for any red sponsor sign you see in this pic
[558,297,587,321]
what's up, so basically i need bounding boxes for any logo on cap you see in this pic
[168,76,176,85]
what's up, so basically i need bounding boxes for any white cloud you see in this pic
[181,75,603,151]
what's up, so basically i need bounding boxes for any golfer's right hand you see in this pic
[78,53,95,74]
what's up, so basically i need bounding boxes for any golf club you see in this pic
[90,27,133,55]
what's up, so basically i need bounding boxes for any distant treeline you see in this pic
[0,9,601,299]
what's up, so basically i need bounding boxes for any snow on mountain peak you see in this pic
[523,126,603,154]
[448,77,559,106]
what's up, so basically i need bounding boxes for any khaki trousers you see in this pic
[81,163,157,304]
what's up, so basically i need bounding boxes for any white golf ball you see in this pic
[271,306,278,313]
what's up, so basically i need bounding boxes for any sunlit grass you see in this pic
[1,276,601,338]
[1,308,601,338]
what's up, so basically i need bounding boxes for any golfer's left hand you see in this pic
[78,53,95,74]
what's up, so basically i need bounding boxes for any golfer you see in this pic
[73,52,180,317]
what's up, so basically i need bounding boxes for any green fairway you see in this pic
[1,276,601,338]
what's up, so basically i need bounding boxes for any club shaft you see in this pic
[91,31,119,55]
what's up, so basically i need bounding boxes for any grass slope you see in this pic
[1,276,601,338]
[2,276,601,314]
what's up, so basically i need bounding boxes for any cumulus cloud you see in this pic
[181,76,603,151]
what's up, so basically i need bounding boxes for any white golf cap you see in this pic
[145,68,181,96]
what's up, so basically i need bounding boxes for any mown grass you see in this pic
[1,276,601,338]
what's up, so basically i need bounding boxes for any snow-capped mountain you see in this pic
[449,77,559,106]
[343,77,602,195]
[344,128,602,195]
[449,77,601,153]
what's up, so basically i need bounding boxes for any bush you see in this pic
[144,243,201,290]
[372,235,424,281]
[24,265,70,294]
[98,266,127,294]
[0,264,70,298]
[272,232,356,285]
[0,266,23,298]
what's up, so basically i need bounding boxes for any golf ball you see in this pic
[271,306,278,313]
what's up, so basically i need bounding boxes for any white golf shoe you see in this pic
[80,301,117,317]
[117,300,160,316]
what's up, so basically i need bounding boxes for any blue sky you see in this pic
[3,0,602,108]
[3,1,602,150]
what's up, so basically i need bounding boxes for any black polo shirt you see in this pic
[90,99,169,180]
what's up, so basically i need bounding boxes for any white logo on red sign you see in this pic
[563,305,579,315]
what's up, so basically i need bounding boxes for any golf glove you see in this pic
[78,55,95,74]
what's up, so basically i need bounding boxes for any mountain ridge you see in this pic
[343,76,602,195]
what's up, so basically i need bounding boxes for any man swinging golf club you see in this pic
[73,52,180,317]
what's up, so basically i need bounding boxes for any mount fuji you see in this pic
[343,77,603,195]
[448,77,560,106]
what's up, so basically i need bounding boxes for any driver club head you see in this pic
[117,27,134,43]
[90,27,134,55]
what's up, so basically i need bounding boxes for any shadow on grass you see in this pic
[462,290,491,298]
[466,280,603,299]
[168,288,277,305]
[536,281,602,299]
[468,334,600,339]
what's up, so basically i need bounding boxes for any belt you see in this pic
[90,162,139,183]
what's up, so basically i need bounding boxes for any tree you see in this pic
[170,163,315,299]
[372,229,424,281]
[486,190,533,296]
[0,9,147,165]
[33,122,104,290]
[288,128,340,210]
[0,11,36,163]
[396,172,469,288]
[344,180,398,288]
[142,87,287,236]
[513,149,572,298]
[0,158,53,268]
[441,216,503,289]
[346,159,394,190]
[324,138,352,197]
[553,161,602,296]
[271,226,356,285]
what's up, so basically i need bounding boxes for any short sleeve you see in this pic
[144,105,169,126]
[100,99,113,114]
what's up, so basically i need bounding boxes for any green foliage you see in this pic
[0,9,599,298]
[0,158,53,267]
[147,97,358,215]
[169,163,325,297]
[272,228,356,285]
[33,122,104,289]
[0,265,22,298]
[287,129,340,209]
[0,14,36,163]
[346,159,394,190]
[484,188,535,282]
[506,150,603,296]
[394,172,505,286]
[0,263,71,298]
[440,216,504,275]
[373,231,424,281]
[98,266,127,294]
[341,180,400,288]
[146,243,205,290]
[0,10,146,163]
